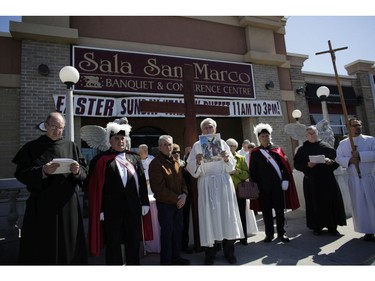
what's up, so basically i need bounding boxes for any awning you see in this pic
[304,84,361,106]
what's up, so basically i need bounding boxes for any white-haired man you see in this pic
[186,118,244,265]
[237,139,251,156]
[249,123,300,243]
[87,121,150,265]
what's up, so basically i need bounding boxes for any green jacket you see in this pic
[231,153,249,190]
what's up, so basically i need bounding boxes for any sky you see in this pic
[285,16,375,75]
[1,3,374,76]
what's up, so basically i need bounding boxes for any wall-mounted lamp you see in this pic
[296,86,305,95]
[265,81,274,90]
[38,64,50,76]
[36,121,47,132]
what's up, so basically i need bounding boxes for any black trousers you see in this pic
[237,197,247,239]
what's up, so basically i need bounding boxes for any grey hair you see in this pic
[139,144,148,149]
[306,125,319,136]
[226,138,238,148]
[158,135,173,145]
[200,118,217,129]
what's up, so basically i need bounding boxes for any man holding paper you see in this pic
[294,125,346,236]
[12,111,88,264]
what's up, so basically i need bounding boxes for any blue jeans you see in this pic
[156,201,183,265]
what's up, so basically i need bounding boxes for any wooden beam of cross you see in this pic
[140,64,230,251]
[316,40,361,178]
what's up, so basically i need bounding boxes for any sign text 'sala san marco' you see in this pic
[73,46,255,99]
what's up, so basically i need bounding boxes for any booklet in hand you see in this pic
[51,158,75,174]
[309,155,325,164]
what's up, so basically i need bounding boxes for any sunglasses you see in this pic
[172,151,180,154]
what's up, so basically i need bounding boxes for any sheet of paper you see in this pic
[51,158,75,174]
[309,155,325,164]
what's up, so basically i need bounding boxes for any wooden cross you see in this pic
[140,64,230,251]
[316,40,360,178]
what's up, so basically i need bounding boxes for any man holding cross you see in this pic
[336,117,375,242]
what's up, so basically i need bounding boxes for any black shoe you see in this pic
[182,246,194,254]
[172,257,190,265]
[204,257,214,265]
[240,239,248,245]
[313,230,322,236]
[328,229,341,236]
[277,235,290,242]
[363,234,374,241]
[264,236,273,243]
[225,255,237,265]
[215,242,222,251]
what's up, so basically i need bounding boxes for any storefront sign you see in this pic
[53,95,281,117]
[73,46,255,99]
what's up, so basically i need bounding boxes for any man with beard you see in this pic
[336,118,375,242]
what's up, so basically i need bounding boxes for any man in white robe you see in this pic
[186,118,244,265]
[336,118,375,241]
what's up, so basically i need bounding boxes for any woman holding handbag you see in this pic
[226,138,258,245]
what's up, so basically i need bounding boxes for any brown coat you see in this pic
[149,152,188,205]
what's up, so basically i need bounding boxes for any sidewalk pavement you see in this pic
[89,209,375,266]
[1,210,375,266]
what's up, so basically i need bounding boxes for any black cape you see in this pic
[12,135,88,265]
[294,140,346,230]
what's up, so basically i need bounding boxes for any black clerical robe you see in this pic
[294,140,346,230]
[12,135,88,265]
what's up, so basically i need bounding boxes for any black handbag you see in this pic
[237,180,259,199]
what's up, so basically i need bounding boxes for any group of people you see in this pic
[12,111,375,266]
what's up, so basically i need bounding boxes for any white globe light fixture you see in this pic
[316,86,330,99]
[316,86,330,123]
[292,109,302,121]
[59,66,80,142]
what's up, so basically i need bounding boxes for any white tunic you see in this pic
[186,139,244,247]
[336,134,375,234]
[141,155,155,194]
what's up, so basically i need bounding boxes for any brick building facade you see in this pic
[0,16,374,179]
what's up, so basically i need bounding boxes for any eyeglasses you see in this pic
[48,124,65,131]
[172,151,180,154]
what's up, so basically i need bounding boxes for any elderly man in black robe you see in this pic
[294,125,346,236]
[12,111,88,265]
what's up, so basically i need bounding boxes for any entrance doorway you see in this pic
[130,126,166,156]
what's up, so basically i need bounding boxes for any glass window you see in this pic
[310,113,354,148]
